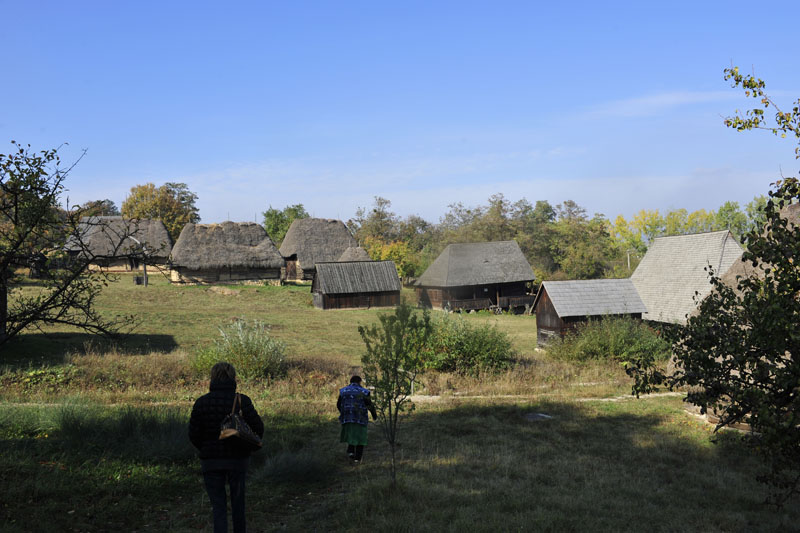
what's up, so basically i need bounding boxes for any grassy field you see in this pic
[1,274,797,532]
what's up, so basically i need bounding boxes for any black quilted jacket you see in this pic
[188,378,264,460]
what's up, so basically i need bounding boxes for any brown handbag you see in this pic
[219,393,262,449]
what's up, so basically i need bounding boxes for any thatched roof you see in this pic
[170,222,284,270]
[416,241,535,287]
[279,218,357,269]
[534,279,647,318]
[630,230,743,324]
[66,216,172,259]
[338,246,371,262]
[314,261,401,294]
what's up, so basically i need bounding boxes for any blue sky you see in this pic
[2,1,798,225]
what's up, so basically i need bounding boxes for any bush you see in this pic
[546,315,670,366]
[422,314,515,375]
[191,319,287,380]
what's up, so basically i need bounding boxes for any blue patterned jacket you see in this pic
[337,383,377,426]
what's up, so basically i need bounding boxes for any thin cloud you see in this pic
[588,91,738,118]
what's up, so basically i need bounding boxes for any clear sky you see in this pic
[2,1,798,225]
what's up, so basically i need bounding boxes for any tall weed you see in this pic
[546,316,671,367]
[192,319,287,380]
[423,314,515,375]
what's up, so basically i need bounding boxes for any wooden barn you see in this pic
[533,279,647,346]
[65,216,173,272]
[279,218,357,281]
[170,222,284,284]
[312,260,401,309]
[415,241,535,311]
[630,230,742,324]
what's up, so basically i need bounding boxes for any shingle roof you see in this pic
[65,216,173,259]
[170,222,284,270]
[630,230,743,324]
[415,241,535,287]
[279,218,357,269]
[314,261,401,294]
[535,279,647,318]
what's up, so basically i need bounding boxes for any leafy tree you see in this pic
[349,196,399,244]
[745,195,768,235]
[629,67,800,505]
[663,208,689,236]
[262,203,309,246]
[121,182,200,241]
[359,303,432,486]
[78,199,119,217]
[714,200,749,241]
[0,142,134,345]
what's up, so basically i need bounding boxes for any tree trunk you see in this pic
[0,269,7,344]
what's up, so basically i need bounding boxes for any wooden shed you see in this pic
[630,230,742,324]
[170,222,284,284]
[533,279,647,346]
[312,260,401,309]
[415,241,535,312]
[65,216,173,272]
[279,218,357,281]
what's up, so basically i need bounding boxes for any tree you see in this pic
[629,67,800,505]
[0,142,134,346]
[78,199,120,217]
[121,182,200,241]
[359,303,432,486]
[262,203,309,246]
[714,200,748,241]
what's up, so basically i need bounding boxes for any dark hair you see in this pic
[211,362,237,382]
[350,375,362,384]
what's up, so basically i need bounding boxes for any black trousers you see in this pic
[203,468,247,533]
[347,444,364,460]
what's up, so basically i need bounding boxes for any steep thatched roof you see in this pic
[66,216,172,259]
[279,218,357,269]
[630,230,743,324]
[314,261,401,294]
[338,246,371,262]
[170,222,284,270]
[534,279,647,318]
[416,241,535,287]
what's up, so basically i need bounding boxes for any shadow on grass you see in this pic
[319,401,799,532]
[0,402,337,532]
[1,332,178,368]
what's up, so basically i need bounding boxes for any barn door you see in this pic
[286,256,298,280]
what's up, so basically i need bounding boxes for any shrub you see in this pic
[191,319,287,380]
[546,315,670,366]
[422,314,515,375]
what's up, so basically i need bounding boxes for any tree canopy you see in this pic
[262,203,309,246]
[121,182,199,241]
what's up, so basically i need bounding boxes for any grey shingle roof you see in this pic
[536,279,647,318]
[630,230,743,324]
[415,241,535,287]
[315,261,401,294]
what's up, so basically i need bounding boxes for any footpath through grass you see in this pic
[1,277,798,531]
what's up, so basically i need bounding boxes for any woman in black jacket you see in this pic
[189,362,264,533]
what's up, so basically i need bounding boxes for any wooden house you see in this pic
[533,279,647,346]
[312,260,401,309]
[170,222,284,284]
[65,216,172,272]
[279,218,357,281]
[415,241,535,311]
[630,230,742,324]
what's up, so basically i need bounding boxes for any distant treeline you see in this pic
[266,193,767,282]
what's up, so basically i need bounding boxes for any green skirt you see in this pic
[340,423,369,446]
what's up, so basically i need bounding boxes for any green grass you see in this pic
[1,275,798,531]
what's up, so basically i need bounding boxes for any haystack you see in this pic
[279,218,357,281]
[170,222,284,284]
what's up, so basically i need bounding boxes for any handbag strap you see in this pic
[230,393,240,415]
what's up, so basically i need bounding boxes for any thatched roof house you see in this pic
[338,246,372,262]
[312,260,401,309]
[415,241,535,311]
[170,222,284,284]
[630,230,743,324]
[533,279,647,345]
[66,216,172,272]
[279,218,357,281]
